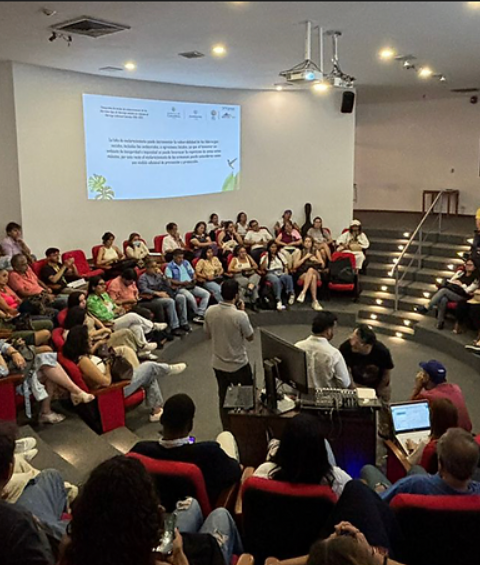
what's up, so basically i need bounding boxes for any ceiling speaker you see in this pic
[341,91,355,114]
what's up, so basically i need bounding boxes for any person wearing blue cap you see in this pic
[410,359,472,432]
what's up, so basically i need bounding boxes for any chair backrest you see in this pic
[57,308,68,328]
[52,327,66,352]
[126,452,212,516]
[185,231,194,249]
[154,235,167,253]
[91,245,103,266]
[31,259,47,278]
[330,251,356,267]
[241,477,337,562]
[390,493,480,565]
[56,349,90,393]
[62,250,90,276]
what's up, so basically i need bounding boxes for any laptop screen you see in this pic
[391,401,430,433]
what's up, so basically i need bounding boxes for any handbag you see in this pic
[9,313,34,331]
[444,282,468,298]
[107,347,134,382]
[6,340,36,376]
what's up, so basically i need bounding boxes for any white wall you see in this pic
[355,96,480,214]
[10,63,355,257]
[0,61,22,230]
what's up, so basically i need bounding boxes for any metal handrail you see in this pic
[392,191,445,310]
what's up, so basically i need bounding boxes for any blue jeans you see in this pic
[178,286,210,317]
[176,498,243,564]
[15,469,68,540]
[157,295,188,328]
[123,361,170,409]
[203,281,223,303]
[265,273,294,301]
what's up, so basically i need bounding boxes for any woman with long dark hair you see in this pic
[195,246,224,303]
[292,235,326,311]
[259,240,295,310]
[190,222,217,258]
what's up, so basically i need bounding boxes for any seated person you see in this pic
[96,232,135,279]
[0,338,94,424]
[339,325,394,438]
[274,209,301,235]
[86,275,163,350]
[107,268,167,326]
[1,221,35,264]
[8,254,67,310]
[307,216,333,262]
[138,258,190,335]
[410,359,472,432]
[165,249,210,324]
[243,220,273,263]
[455,288,480,338]
[40,248,81,294]
[228,245,261,312]
[406,398,458,472]
[190,221,217,259]
[336,220,370,271]
[217,220,243,262]
[295,311,353,390]
[415,257,479,329]
[0,267,52,347]
[362,428,480,503]
[130,393,242,504]
[0,426,57,565]
[162,222,192,262]
[59,455,243,565]
[235,211,248,237]
[292,235,326,311]
[195,246,224,304]
[259,240,295,310]
[275,221,303,254]
[207,212,221,240]
[254,413,351,497]
[63,325,186,423]
[125,233,150,267]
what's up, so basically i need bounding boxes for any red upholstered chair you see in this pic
[127,452,212,516]
[383,440,410,484]
[154,235,167,253]
[237,477,337,563]
[53,328,144,434]
[0,374,25,421]
[57,308,68,328]
[31,259,48,278]
[390,494,480,565]
[328,251,357,295]
[62,250,104,279]
[91,245,103,268]
[185,231,194,250]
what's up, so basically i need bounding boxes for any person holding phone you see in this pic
[228,245,261,312]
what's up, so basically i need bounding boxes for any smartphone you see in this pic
[188,435,196,444]
[153,511,177,556]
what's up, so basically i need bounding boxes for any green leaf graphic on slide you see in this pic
[222,172,240,192]
[88,174,115,200]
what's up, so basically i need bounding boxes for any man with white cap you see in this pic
[336,219,370,271]
[410,359,472,432]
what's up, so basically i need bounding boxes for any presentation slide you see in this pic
[83,94,241,200]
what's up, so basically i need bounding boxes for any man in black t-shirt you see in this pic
[40,247,81,294]
[339,324,394,437]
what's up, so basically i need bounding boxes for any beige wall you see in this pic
[355,96,480,214]
[9,63,355,256]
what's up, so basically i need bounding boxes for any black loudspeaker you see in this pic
[341,91,355,113]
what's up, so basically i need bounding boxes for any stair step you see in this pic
[361,318,415,338]
[103,427,141,454]
[369,238,470,258]
[358,306,422,327]
[359,290,429,312]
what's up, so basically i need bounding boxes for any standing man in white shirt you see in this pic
[295,311,353,390]
[204,279,254,429]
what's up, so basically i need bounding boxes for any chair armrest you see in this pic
[91,381,129,397]
[215,482,239,512]
[234,466,255,518]
[0,374,25,386]
[384,439,412,473]
[236,555,254,565]
[265,556,308,565]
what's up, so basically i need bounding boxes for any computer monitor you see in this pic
[260,328,308,394]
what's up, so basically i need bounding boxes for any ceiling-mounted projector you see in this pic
[278,21,355,89]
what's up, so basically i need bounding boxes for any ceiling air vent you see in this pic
[99,66,124,72]
[450,87,479,93]
[51,17,130,38]
[179,51,205,59]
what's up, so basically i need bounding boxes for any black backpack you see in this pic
[259,283,277,310]
[329,257,355,284]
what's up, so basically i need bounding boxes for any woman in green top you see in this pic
[86,276,161,350]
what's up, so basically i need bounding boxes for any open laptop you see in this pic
[390,400,431,454]
[223,363,257,411]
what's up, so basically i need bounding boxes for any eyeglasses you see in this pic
[97,282,106,287]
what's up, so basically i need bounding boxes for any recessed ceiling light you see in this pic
[468,2,480,8]
[275,85,283,91]
[379,48,396,60]
[312,82,330,93]
[212,44,227,57]
[419,67,433,78]
[124,62,136,71]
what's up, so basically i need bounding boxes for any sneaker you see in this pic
[39,412,66,425]
[15,437,37,454]
[414,305,428,315]
[312,300,323,311]
[172,328,186,337]
[276,301,285,311]
[193,316,204,325]
[22,448,38,462]
[70,391,95,406]
[138,351,158,361]
[164,331,175,342]
[64,482,79,512]
[153,322,168,332]
[181,324,192,333]
[296,293,306,304]
[288,293,295,305]
[168,363,187,375]
[465,343,480,353]
[142,342,158,351]
[436,321,445,330]
[149,408,164,423]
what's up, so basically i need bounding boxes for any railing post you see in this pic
[394,268,399,311]
[438,192,443,233]
[418,226,422,269]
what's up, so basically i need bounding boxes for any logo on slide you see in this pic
[211,110,217,120]
[88,174,115,200]
[222,158,239,192]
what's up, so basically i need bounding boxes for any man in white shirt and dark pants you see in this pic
[295,311,352,390]
[204,279,254,429]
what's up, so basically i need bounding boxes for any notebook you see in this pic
[390,400,431,454]
[223,363,257,410]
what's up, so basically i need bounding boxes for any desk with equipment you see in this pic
[227,329,381,478]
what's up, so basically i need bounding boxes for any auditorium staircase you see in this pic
[357,227,472,340]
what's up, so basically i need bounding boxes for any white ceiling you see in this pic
[1,1,480,101]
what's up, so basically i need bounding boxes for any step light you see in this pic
[423,292,430,298]
[376,299,383,305]
[403,232,410,238]
[457,251,465,257]
[395,332,403,338]
[388,271,394,277]
[404,320,411,326]
[398,245,404,250]
[468,238,474,245]
[436,277,443,284]
[370,314,378,320]
[381,285,388,291]
[392,258,398,264]
[447,264,454,270]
